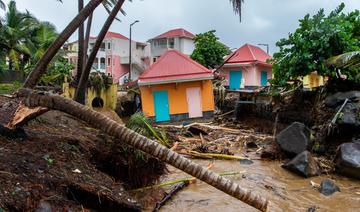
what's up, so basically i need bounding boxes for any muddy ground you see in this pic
[0,95,166,211]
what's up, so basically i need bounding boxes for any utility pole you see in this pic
[258,43,269,54]
[129,20,139,81]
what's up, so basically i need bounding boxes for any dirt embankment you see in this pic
[0,96,165,211]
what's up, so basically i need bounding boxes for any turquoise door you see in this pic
[153,90,170,122]
[261,71,268,86]
[229,71,242,90]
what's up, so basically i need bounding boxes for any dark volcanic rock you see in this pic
[325,91,360,107]
[336,142,360,179]
[336,103,360,128]
[282,151,321,178]
[276,122,312,157]
[319,179,340,196]
[240,159,254,165]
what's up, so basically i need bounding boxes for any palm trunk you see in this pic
[8,59,13,71]
[74,0,125,104]
[17,88,269,212]
[23,0,103,88]
[75,0,85,86]
[83,12,93,67]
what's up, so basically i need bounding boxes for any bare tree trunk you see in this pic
[17,88,269,212]
[75,0,85,86]
[23,0,103,88]
[74,0,125,104]
[83,12,93,67]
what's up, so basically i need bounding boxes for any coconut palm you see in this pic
[0,0,36,71]
[23,0,104,88]
[17,88,269,212]
[326,51,360,69]
[74,0,125,104]
[230,0,245,21]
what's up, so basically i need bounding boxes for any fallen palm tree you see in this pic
[14,88,269,212]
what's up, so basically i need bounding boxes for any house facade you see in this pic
[220,44,272,90]
[138,50,214,122]
[148,28,195,64]
[65,32,150,84]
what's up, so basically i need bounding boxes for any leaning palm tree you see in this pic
[326,51,360,69]
[74,0,125,104]
[16,88,269,211]
[23,0,104,88]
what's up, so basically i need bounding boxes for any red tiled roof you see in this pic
[104,31,129,40]
[152,28,195,40]
[226,44,271,64]
[138,50,213,85]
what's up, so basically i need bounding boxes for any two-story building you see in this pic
[65,31,150,84]
[148,28,195,63]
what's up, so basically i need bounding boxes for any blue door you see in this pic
[229,71,242,90]
[261,71,268,86]
[153,90,170,122]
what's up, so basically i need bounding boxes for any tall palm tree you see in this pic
[74,0,125,104]
[0,0,5,11]
[23,0,104,88]
[0,1,36,71]
[75,0,85,85]
[17,88,269,212]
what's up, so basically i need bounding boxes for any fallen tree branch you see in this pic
[15,89,269,212]
[183,151,249,160]
[153,181,189,212]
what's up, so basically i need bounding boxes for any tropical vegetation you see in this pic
[272,3,360,86]
[191,30,229,69]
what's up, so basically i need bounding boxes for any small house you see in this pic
[220,44,272,90]
[138,50,215,122]
[302,71,326,90]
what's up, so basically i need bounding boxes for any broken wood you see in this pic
[6,103,49,129]
[217,110,235,117]
[153,181,189,212]
[182,151,249,160]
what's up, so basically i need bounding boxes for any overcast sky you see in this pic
[2,0,360,54]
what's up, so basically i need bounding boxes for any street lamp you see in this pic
[258,43,269,54]
[129,20,139,81]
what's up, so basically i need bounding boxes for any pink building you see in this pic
[65,31,150,84]
[219,44,272,90]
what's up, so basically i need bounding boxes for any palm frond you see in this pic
[229,0,244,22]
[0,0,5,11]
[326,51,360,69]
[126,113,169,147]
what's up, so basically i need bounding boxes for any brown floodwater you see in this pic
[160,159,360,212]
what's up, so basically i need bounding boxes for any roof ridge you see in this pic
[246,44,257,60]
[171,50,212,73]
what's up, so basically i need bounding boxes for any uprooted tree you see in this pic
[7,0,271,211]
[271,3,360,86]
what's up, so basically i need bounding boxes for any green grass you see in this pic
[0,82,22,95]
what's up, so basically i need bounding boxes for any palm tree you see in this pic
[74,0,125,104]
[23,0,104,88]
[0,1,35,71]
[75,0,85,85]
[326,51,360,69]
[17,88,269,212]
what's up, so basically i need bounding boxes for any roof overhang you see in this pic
[223,62,253,67]
[138,76,213,86]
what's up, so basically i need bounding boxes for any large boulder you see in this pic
[336,142,360,179]
[276,122,312,157]
[336,103,360,128]
[282,151,321,178]
[319,179,340,196]
[325,91,360,108]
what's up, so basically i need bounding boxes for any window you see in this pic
[113,59,115,66]
[107,57,111,67]
[100,42,105,51]
[168,38,175,49]
[153,57,157,63]
[107,42,111,50]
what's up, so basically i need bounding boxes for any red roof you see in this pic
[104,31,129,40]
[152,28,195,40]
[226,44,271,64]
[138,50,213,85]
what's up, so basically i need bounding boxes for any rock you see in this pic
[336,103,360,128]
[282,151,321,178]
[276,122,312,157]
[319,179,340,196]
[336,142,360,179]
[35,201,52,212]
[240,159,254,165]
[324,91,360,107]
